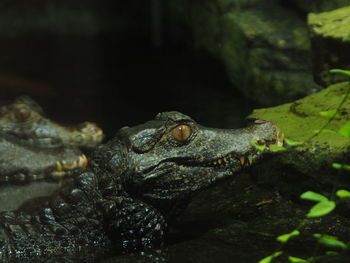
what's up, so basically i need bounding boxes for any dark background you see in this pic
[0,0,256,138]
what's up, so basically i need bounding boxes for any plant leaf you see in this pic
[288,256,310,263]
[313,233,348,249]
[259,251,283,263]
[277,230,300,243]
[300,191,329,202]
[339,123,350,138]
[336,189,350,199]
[325,251,339,256]
[269,144,287,152]
[332,163,350,170]
[329,69,350,76]
[313,129,336,134]
[250,139,267,151]
[284,138,304,147]
[306,201,336,218]
[319,109,338,118]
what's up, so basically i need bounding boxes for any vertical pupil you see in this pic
[178,126,185,140]
[173,124,191,142]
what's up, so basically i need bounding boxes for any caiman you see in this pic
[0,96,103,183]
[0,111,281,262]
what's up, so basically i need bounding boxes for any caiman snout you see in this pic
[69,122,104,148]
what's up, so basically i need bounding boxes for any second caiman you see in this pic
[0,96,104,183]
[0,111,281,262]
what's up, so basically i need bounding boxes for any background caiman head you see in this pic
[93,111,281,213]
[0,96,103,149]
[0,96,104,182]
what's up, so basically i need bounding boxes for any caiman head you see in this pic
[92,111,281,212]
[0,96,103,148]
[0,96,104,182]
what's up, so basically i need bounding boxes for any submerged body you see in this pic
[0,111,280,262]
[0,96,103,182]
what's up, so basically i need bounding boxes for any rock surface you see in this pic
[249,81,350,194]
[166,0,321,106]
[308,6,350,86]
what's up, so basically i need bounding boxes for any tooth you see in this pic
[218,159,222,165]
[213,161,218,165]
[224,157,228,162]
[240,157,245,166]
[55,161,63,171]
[248,156,253,165]
[79,154,88,167]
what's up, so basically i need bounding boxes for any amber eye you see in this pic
[14,108,31,121]
[172,124,191,142]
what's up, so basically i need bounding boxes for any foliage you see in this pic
[338,122,350,138]
[284,138,303,147]
[288,256,309,263]
[300,192,335,218]
[259,251,283,263]
[309,69,350,141]
[313,234,348,249]
[277,230,300,243]
[250,137,302,153]
[336,189,350,198]
[332,163,350,170]
[329,69,350,76]
[258,69,350,263]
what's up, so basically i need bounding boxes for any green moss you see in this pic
[251,82,350,140]
[308,6,350,41]
[249,82,350,182]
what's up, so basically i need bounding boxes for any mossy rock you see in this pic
[249,81,350,195]
[308,6,350,86]
[165,0,320,106]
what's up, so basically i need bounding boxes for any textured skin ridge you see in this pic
[0,111,279,262]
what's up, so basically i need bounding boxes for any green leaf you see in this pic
[313,233,348,249]
[300,191,329,202]
[329,69,350,76]
[339,123,350,138]
[319,109,338,118]
[332,163,350,171]
[306,201,336,218]
[284,138,304,147]
[250,139,267,151]
[336,189,350,199]
[313,129,336,134]
[326,251,339,256]
[277,230,300,243]
[288,256,309,263]
[259,251,283,263]
[269,144,287,152]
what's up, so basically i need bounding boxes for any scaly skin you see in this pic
[0,111,281,262]
[0,96,104,183]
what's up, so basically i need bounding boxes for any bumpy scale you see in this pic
[0,111,280,262]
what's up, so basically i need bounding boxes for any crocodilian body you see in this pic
[0,111,280,262]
